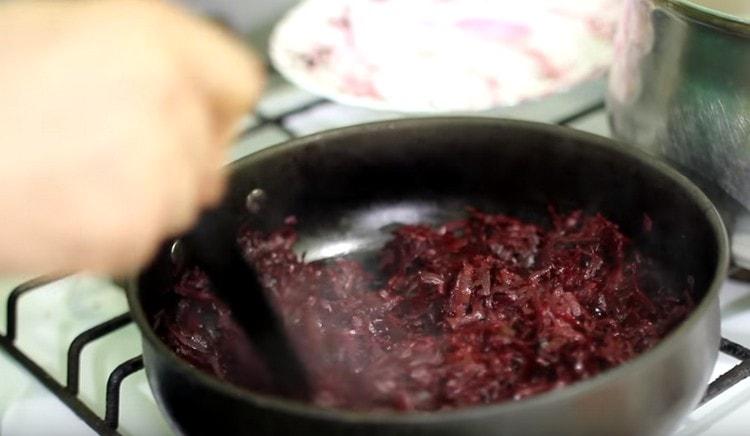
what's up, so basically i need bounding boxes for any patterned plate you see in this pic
[270,0,622,113]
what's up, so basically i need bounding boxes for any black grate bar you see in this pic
[239,120,272,138]
[252,97,328,128]
[700,358,750,406]
[555,100,606,126]
[720,337,750,361]
[268,97,328,123]
[0,334,118,435]
[699,337,750,406]
[5,276,65,342]
[239,117,299,140]
[270,120,297,138]
[67,313,133,395]
[240,97,327,143]
[104,355,145,430]
[728,266,750,282]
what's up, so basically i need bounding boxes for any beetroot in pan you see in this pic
[155,208,692,412]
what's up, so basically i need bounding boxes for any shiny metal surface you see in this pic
[607,0,750,228]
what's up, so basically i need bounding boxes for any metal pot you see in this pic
[128,118,728,436]
[607,0,750,262]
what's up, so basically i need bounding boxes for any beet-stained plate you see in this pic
[270,0,623,113]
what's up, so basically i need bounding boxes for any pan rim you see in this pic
[655,0,750,36]
[127,116,729,425]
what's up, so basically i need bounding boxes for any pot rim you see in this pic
[127,117,729,425]
[658,0,750,36]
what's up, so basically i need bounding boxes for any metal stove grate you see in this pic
[1,278,134,436]
[0,96,744,436]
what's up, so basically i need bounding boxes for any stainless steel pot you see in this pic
[129,118,728,436]
[607,0,750,262]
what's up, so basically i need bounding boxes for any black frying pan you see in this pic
[128,117,728,436]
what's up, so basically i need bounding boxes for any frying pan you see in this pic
[128,118,728,436]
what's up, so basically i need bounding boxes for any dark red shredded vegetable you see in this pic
[155,209,693,411]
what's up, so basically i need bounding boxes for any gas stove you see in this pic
[2,72,750,436]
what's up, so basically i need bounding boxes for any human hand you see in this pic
[0,0,265,274]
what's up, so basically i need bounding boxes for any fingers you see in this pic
[155,1,267,142]
[153,0,261,212]
[86,0,266,142]
[0,0,260,275]
[198,154,228,208]
[111,2,259,270]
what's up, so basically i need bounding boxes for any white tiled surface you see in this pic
[568,111,610,137]
[1,72,749,436]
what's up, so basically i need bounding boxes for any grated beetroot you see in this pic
[155,209,693,411]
